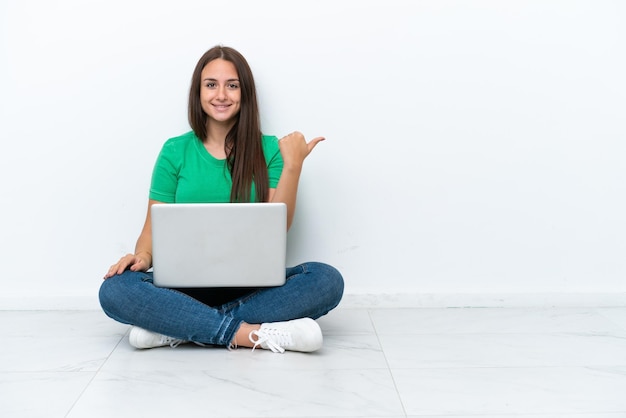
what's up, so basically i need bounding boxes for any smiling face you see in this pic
[200,58,241,127]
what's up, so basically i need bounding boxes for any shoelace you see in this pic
[249,328,293,354]
[159,335,184,348]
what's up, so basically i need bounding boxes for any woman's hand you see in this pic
[103,252,151,279]
[278,131,325,169]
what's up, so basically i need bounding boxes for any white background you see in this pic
[1,0,625,308]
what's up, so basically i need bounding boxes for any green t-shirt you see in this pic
[149,131,283,203]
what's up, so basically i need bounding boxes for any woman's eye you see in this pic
[228,83,239,89]
[205,82,216,88]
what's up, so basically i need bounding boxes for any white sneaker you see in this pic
[248,318,323,353]
[128,326,186,349]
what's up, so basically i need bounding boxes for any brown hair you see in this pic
[188,45,268,203]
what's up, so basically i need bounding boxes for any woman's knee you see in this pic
[306,261,345,306]
[98,271,149,317]
[98,274,124,316]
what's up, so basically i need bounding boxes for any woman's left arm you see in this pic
[269,131,325,230]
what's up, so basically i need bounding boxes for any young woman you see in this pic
[99,45,344,353]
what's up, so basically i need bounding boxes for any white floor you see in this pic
[2,306,626,417]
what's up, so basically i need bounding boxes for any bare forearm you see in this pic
[104,199,158,279]
[134,233,153,268]
[272,131,325,230]
[133,201,158,268]
[271,164,302,230]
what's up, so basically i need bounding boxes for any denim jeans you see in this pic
[99,262,344,347]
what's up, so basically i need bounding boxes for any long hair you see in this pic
[188,45,268,203]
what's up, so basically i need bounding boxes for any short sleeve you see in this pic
[263,135,283,188]
[149,139,180,203]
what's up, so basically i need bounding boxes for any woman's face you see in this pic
[200,58,241,125]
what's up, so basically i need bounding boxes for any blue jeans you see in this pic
[99,262,344,347]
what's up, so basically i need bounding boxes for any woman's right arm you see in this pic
[103,199,163,279]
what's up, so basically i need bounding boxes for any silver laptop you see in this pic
[151,203,287,288]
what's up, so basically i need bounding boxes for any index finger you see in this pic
[104,257,131,279]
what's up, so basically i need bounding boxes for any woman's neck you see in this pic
[204,120,234,145]
[203,121,234,159]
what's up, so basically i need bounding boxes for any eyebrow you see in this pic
[202,78,240,82]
